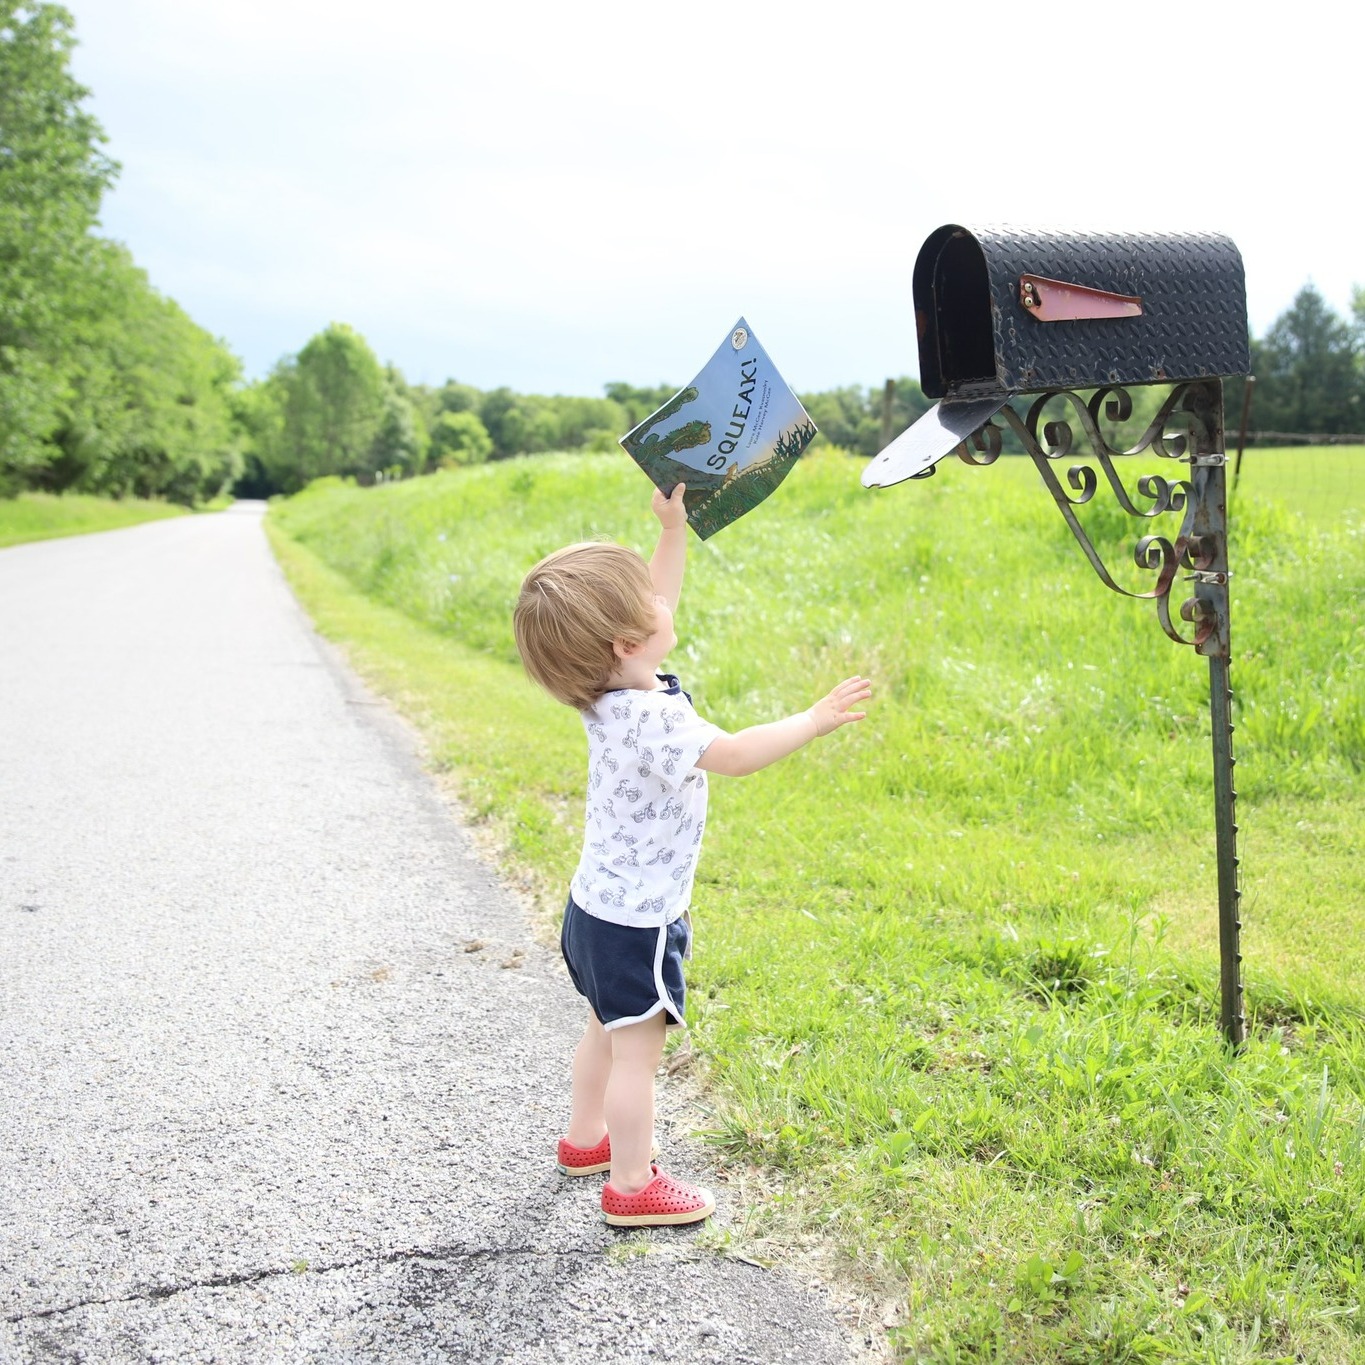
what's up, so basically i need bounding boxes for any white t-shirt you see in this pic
[570,674,722,927]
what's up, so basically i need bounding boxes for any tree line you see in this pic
[3,4,1363,506]
[1227,287,1365,441]
[230,281,1365,495]
[232,344,941,496]
[1,3,242,503]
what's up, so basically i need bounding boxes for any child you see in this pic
[513,483,871,1227]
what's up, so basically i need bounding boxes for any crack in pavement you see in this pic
[5,1241,606,1324]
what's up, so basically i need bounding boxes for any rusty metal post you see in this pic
[1207,656,1243,1045]
[1180,380,1245,1047]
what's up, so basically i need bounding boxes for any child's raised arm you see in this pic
[649,484,688,612]
[696,676,872,778]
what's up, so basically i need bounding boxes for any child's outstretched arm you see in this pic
[696,676,872,778]
[650,483,688,612]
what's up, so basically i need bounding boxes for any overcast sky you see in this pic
[65,0,1360,397]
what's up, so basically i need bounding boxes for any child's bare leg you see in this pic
[566,1010,612,1147]
[604,1012,667,1193]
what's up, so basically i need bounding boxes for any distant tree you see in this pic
[369,371,427,476]
[553,395,629,448]
[436,380,482,415]
[257,323,388,491]
[230,381,284,498]
[478,386,529,458]
[1352,287,1365,373]
[800,385,880,455]
[797,378,934,457]
[0,1,118,488]
[430,410,493,467]
[883,376,933,444]
[50,241,242,503]
[603,381,676,428]
[524,397,563,452]
[1250,285,1361,435]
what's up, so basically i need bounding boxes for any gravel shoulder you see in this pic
[0,505,873,1363]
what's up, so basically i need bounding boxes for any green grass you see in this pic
[0,491,190,548]
[270,451,1365,1363]
[1232,445,1365,525]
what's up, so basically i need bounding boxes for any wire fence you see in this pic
[1236,433,1365,445]
[1230,444,1365,525]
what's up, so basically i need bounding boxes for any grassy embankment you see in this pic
[268,447,1364,1363]
[0,492,196,548]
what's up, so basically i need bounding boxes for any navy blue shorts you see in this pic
[560,895,691,1031]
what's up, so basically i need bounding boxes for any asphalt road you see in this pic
[0,505,866,1364]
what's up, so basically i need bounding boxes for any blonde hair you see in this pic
[514,542,656,710]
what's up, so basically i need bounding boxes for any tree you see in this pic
[435,379,481,415]
[478,386,529,457]
[1352,287,1365,375]
[547,395,629,449]
[800,385,881,455]
[230,380,284,498]
[0,1,118,487]
[36,240,242,503]
[603,381,675,428]
[256,323,388,492]
[1250,285,1361,436]
[369,370,427,477]
[430,409,492,467]
[238,333,436,494]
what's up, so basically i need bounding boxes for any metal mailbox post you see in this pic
[865,224,1250,1047]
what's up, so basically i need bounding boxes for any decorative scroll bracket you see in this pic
[941,378,1245,1047]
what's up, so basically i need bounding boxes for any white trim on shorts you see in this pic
[601,922,686,1032]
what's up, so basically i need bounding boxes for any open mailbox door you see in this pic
[861,395,1009,488]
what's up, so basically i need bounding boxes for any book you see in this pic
[619,318,817,539]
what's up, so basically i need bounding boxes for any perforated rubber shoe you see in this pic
[557,1134,613,1176]
[557,1134,660,1176]
[600,1165,715,1227]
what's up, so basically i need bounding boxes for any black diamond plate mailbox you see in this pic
[867,225,1249,485]
[866,223,1252,1047]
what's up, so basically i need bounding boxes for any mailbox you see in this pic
[864,224,1250,487]
[860,219,1254,1045]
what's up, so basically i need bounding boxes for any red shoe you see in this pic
[556,1134,659,1176]
[557,1133,612,1176]
[601,1165,715,1227]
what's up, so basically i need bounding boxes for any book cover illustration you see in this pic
[619,318,817,540]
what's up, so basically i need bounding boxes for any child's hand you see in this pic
[808,676,872,737]
[652,482,688,530]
